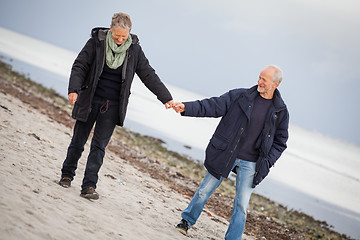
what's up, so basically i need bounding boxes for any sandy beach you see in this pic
[2,58,355,239]
[0,81,257,239]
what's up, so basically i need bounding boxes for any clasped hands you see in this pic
[164,100,185,113]
[68,94,185,113]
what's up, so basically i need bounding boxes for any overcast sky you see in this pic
[1,0,360,145]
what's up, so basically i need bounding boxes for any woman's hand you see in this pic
[164,100,174,109]
[68,93,78,104]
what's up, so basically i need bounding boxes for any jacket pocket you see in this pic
[254,157,271,186]
[205,135,229,175]
[209,135,228,150]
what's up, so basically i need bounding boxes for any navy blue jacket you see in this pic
[182,86,289,188]
[68,28,173,126]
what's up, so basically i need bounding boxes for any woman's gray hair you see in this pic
[267,65,283,83]
[111,12,132,30]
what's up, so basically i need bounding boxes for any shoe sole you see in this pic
[176,227,187,236]
[59,183,70,188]
[80,193,99,200]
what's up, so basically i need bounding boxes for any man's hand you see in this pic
[173,102,185,113]
[68,92,78,105]
[165,100,174,109]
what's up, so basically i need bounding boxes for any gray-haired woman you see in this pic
[58,12,174,199]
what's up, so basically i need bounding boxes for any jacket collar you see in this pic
[272,87,286,110]
[244,85,286,110]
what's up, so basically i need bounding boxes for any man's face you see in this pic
[110,26,130,45]
[257,67,279,98]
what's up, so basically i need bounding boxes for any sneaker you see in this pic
[80,187,99,200]
[59,177,71,188]
[176,219,189,235]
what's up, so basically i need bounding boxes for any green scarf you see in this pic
[105,30,132,69]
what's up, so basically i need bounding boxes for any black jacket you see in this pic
[182,86,289,188]
[68,27,173,126]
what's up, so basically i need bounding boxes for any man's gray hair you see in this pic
[267,65,283,83]
[111,12,132,30]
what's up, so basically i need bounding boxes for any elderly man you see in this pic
[173,65,289,239]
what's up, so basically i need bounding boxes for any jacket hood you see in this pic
[90,27,139,44]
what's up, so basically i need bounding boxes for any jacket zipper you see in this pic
[223,126,245,173]
[223,103,250,174]
[122,51,129,82]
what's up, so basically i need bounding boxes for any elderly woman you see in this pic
[58,12,174,199]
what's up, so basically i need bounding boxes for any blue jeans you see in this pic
[61,96,119,190]
[181,159,256,240]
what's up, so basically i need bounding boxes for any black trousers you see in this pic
[61,96,119,190]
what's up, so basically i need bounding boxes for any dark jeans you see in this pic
[61,96,119,190]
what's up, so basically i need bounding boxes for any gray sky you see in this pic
[1,0,360,145]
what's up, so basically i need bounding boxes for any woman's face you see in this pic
[110,26,130,45]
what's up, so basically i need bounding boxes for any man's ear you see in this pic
[274,81,280,88]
